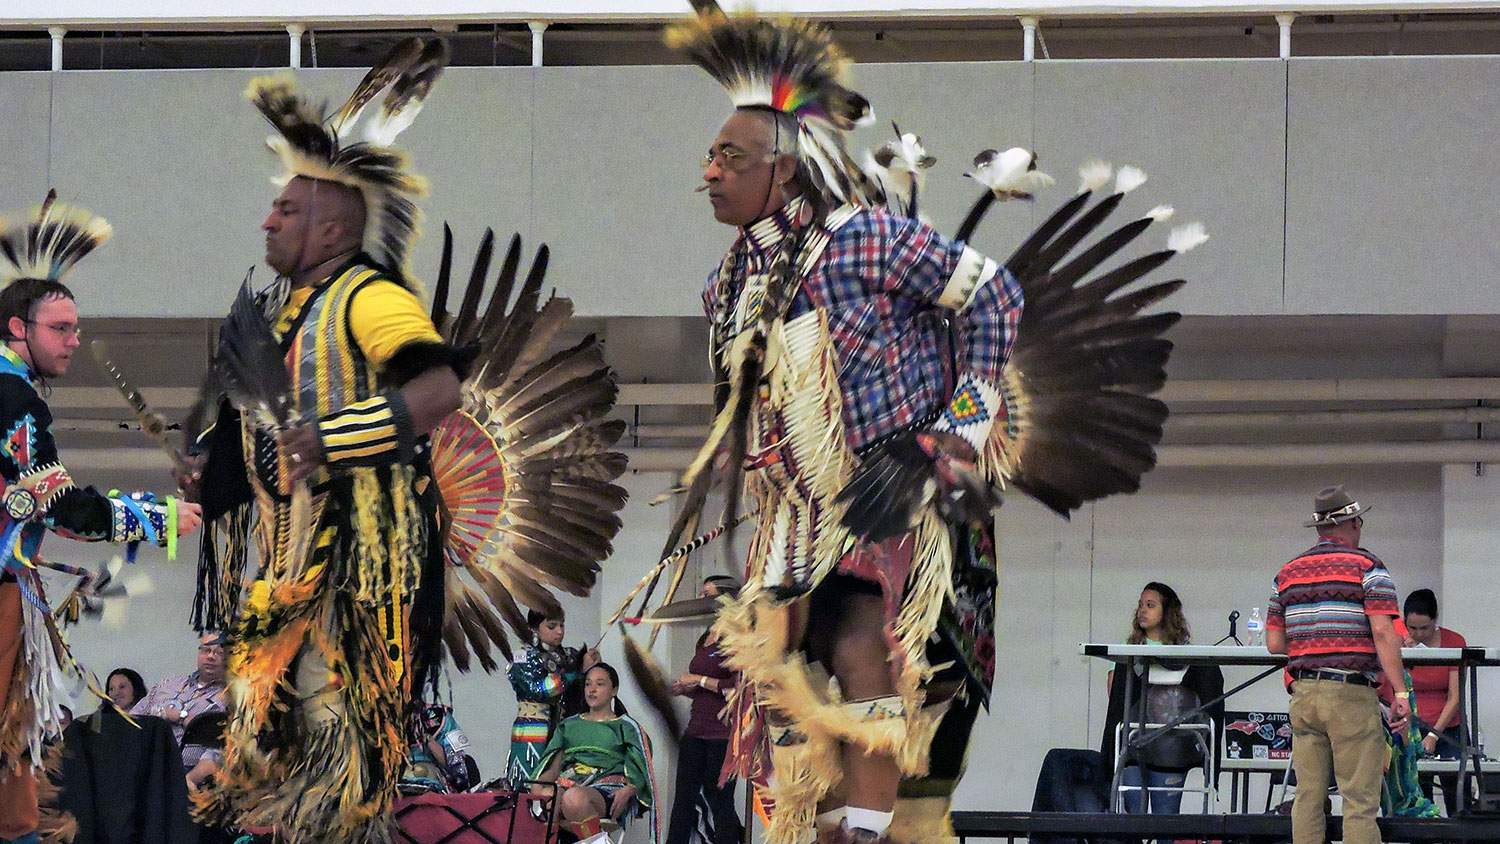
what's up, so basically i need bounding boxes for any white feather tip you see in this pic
[968,147,1053,199]
[1168,222,1209,253]
[1147,204,1175,222]
[1078,160,1112,193]
[1115,165,1147,194]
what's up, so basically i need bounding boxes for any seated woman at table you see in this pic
[1101,582,1223,815]
[1401,588,1467,815]
[532,663,656,844]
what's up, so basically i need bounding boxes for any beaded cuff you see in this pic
[936,245,1000,313]
[3,463,73,522]
[107,491,172,548]
[931,373,1004,455]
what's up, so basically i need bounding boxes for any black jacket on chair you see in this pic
[1101,660,1225,776]
[1030,748,1136,844]
[59,708,198,844]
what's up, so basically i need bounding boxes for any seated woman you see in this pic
[1100,582,1222,816]
[532,663,656,844]
[1403,588,1466,815]
[102,667,148,712]
[402,702,477,794]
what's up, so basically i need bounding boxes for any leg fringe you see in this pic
[36,743,74,844]
[888,515,952,716]
[764,731,842,844]
[209,715,397,844]
[888,796,955,844]
[715,597,942,777]
[1,598,73,768]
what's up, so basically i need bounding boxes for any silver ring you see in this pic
[290,452,303,464]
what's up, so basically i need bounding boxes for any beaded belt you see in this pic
[517,700,550,719]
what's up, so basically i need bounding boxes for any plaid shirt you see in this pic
[131,671,228,770]
[704,202,1023,451]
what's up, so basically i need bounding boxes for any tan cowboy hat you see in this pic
[1304,485,1370,527]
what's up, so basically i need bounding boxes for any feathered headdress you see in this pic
[667,1,883,208]
[0,190,112,286]
[245,36,448,287]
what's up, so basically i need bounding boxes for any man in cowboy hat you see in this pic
[1266,485,1411,844]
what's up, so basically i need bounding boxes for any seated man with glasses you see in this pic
[132,632,230,791]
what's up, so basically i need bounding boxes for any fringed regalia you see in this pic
[198,256,450,844]
[702,195,1015,844]
[662,6,1205,843]
[192,37,628,844]
[0,194,178,843]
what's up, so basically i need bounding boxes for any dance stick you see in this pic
[596,511,755,649]
[90,340,195,476]
[646,553,693,649]
[603,512,753,628]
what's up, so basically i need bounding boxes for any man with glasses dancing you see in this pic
[664,3,1206,843]
[668,9,1023,844]
[0,193,201,844]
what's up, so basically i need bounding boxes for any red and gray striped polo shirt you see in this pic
[1266,536,1400,676]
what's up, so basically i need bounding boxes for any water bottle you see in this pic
[1246,607,1264,647]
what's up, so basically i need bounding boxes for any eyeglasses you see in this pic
[701,146,773,173]
[25,320,80,339]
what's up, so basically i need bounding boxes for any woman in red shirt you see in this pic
[1403,589,1466,815]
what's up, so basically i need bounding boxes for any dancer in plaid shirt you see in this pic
[661,5,1203,844]
[699,114,1020,844]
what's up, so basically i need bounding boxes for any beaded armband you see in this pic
[107,490,174,555]
[2,463,74,522]
[316,392,416,467]
[931,373,1004,455]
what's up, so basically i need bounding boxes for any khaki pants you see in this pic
[0,583,38,840]
[1289,678,1387,844]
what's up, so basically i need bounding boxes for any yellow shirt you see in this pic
[275,278,442,371]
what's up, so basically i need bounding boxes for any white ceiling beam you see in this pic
[1157,441,1500,466]
[17,0,1500,28]
[617,441,1500,471]
[1159,378,1500,403]
[43,378,1500,424]
[57,448,176,471]
[625,407,1500,440]
[46,386,200,412]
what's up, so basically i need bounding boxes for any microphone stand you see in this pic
[1215,610,1243,646]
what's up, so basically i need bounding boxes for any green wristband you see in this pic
[165,496,178,561]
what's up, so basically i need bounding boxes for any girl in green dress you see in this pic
[507,610,600,782]
[532,663,657,844]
